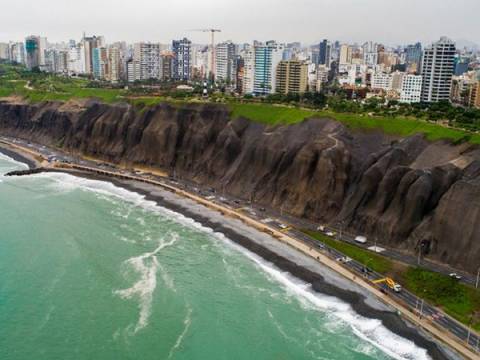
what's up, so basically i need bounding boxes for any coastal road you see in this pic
[2,135,479,355]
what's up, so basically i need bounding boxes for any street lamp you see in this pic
[476,267,480,289]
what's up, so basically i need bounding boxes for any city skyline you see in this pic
[1,0,479,46]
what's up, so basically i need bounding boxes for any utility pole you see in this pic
[419,298,424,319]
[417,243,422,265]
[476,267,480,289]
[467,317,472,346]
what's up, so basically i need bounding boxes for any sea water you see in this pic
[0,153,430,360]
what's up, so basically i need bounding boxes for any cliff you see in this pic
[1,99,479,272]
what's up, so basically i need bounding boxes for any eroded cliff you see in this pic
[1,99,479,272]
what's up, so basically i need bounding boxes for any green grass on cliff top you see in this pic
[229,103,480,144]
[1,62,480,144]
[304,230,480,331]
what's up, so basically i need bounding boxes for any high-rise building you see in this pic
[363,41,378,66]
[275,60,308,95]
[10,42,25,64]
[172,38,192,81]
[405,43,422,71]
[160,52,175,81]
[0,43,10,60]
[400,74,423,103]
[253,41,284,95]
[391,71,405,91]
[134,43,161,80]
[92,47,108,79]
[107,47,121,83]
[421,37,456,103]
[235,56,245,94]
[241,45,255,94]
[25,36,41,70]
[127,59,141,83]
[318,39,331,67]
[339,44,352,65]
[215,41,237,84]
[82,35,103,75]
[68,43,86,74]
[468,80,480,109]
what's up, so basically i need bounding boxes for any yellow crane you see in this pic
[373,277,402,292]
[189,29,221,79]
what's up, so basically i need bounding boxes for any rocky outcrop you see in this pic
[1,99,479,273]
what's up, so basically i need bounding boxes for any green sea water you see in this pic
[0,154,430,360]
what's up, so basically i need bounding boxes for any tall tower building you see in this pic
[241,45,255,95]
[172,38,192,81]
[215,41,237,84]
[253,41,284,95]
[82,35,103,75]
[25,36,41,70]
[421,37,456,103]
[275,60,308,94]
[160,52,175,81]
[405,42,422,70]
[318,39,331,67]
[107,47,121,83]
[339,44,352,65]
[134,43,161,80]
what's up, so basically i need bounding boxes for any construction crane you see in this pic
[189,29,221,80]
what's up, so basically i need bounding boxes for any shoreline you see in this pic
[54,168,454,360]
[0,143,38,169]
[0,145,461,360]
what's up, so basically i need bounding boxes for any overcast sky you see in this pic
[1,0,479,46]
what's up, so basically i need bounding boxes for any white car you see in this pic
[326,231,335,237]
[449,273,462,280]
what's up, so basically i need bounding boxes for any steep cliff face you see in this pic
[1,99,479,272]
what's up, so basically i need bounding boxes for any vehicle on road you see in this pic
[373,277,402,293]
[326,231,335,237]
[449,273,462,280]
[354,235,367,244]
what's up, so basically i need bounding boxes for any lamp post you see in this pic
[467,316,473,347]
[476,267,480,289]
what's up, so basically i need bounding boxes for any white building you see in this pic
[242,45,255,94]
[68,44,86,74]
[215,41,237,84]
[107,47,121,83]
[127,60,141,83]
[134,42,161,80]
[371,72,392,91]
[10,42,25,64]
[0,43,10,60]
[400,75,423,103]
[421,37,456,102]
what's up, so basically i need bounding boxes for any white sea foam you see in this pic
[114,233,178,333]
[217,233,431,360]
[31,171,432,359]
[0,152,29,169]
[168,306,193,359]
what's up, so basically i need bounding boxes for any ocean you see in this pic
[0,153,431,360]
